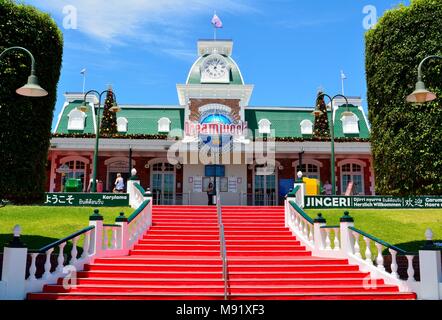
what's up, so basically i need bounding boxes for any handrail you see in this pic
[32,226,95,253]
[216,194,229,300]
[134,183,146,195]
[103,224,121,228]
[349,226,417,255]
[127,199,150,224]
[321,225,340,229]
[289,201,314,224]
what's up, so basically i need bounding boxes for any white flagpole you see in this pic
[341,70,345,96]
[81,69,87,95]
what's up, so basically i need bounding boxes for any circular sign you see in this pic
[198,107,234,153]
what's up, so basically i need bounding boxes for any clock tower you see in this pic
[177,39,254,128]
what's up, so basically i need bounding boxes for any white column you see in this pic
[115,212,129,250]
[127,179,141,208]
[418,229,441,300]
[88,209,104,257]
[339,211,355,255]
[1,226,28,300]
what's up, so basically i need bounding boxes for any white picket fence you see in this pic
[0,180,152,300]
[286,183,442,300]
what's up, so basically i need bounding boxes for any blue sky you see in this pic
[23,0,410,130]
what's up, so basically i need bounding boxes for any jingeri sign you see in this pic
[44,193,129,207]
[305,196,442,209]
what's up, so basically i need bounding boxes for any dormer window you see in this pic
[67,109,87,131]
[300,119,313,135]
[117,117,128,133]
[258,119,271,134]
[158,117,171,133]
[341,113,359,134]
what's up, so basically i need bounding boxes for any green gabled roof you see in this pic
[55,100,96,134]
[55,102,184,135]
[187,54,244,85]
[245,105,370,139]
[101,107,184,135]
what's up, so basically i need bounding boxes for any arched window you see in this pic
[340,161,365,195]
[117,117,128,133]
[293,160,321,180]
[300,119,313,135]
[61,160,86,191]
[341,113,359,134]
[67,109,87,131]
[258,119,271,134]
[158,117,171,133]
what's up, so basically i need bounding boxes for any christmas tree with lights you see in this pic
[313,91,330,138]
[100,88,118,136]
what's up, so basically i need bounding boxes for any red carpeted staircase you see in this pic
[28,205,416,300]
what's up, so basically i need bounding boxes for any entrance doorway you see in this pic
[254,165,277,206]
[151,162,175,205]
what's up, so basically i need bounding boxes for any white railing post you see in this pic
[0,226,28,300]
[127,168,140,209]
[88,209,104,257]
[293,172,306,208]
[115,212,129,250]
[339,211,355,255]
[418,229,441,300]
[313,213,327,251]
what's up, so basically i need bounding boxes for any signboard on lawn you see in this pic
[44,193,129,207]
[305,196,442,209]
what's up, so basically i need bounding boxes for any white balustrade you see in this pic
[375,243,385,271]
[325,229,332,250]
[55,243,66,273]
[81,231,90,260]
[333,228,340,251]
[103,228,109,250]
[69,236,79,265]
[389,248,399,279]
[28,253,38,281]
[406,255,415,282]
[42,248,54,280]
[352,232,362,258]
[364,237,373,264]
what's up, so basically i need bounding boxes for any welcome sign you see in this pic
[44,193,129,207]
[305,196,442,209]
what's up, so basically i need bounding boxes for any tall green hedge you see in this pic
[0,0,63,204]
[366,0,442,196]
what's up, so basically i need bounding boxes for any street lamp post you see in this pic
[80,90,120,192]
[407,55,442,104]
[313,93,351,195]
[0,46,48,97]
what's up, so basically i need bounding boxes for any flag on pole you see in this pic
[80,68,87,75]
[211,13,223,28]
[340,70,347,80]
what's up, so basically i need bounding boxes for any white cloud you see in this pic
[27,0,257,45]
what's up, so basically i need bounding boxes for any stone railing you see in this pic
[0,181,153,300]
[286,182,442,300]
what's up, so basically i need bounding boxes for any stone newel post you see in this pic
[313,213,327,251]
[1,225,28,300]
[115,212,129,250]
[340,211,355,255]
[89,209,104,257]
[418,229,442,300]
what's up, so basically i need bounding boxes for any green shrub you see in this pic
[0,0,63,203]
[365,0,442,195]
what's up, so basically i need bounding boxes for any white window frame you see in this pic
[339,159,366,195]
[341,112,360,134]
[258,119,271,134]
[300,119,313,135]
[292,159,322,180]
[67,109,87,131]
[117,117,128,133]
[158,117,171,133]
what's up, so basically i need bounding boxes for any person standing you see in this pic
[113,173,125,193]
[207,182,215,206]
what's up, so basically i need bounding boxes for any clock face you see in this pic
[202,55,228,79]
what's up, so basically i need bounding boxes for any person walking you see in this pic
[113,173,125,193]
[207,182,215,206]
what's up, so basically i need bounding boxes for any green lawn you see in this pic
[0,206,131,250]
[305,209,442,253]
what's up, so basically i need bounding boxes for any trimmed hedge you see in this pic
[365,0,442,196]
[0,0,63,204]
